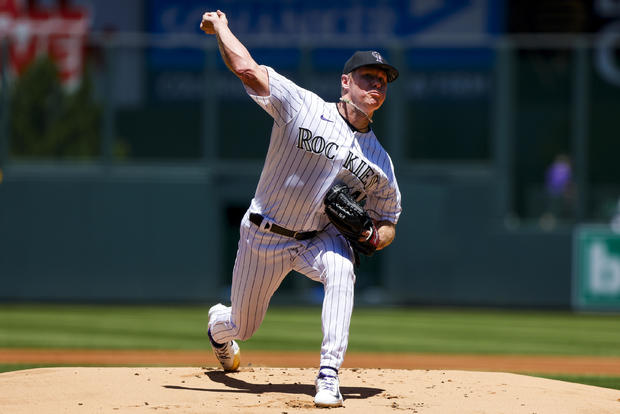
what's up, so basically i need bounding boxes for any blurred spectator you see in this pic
[540,153,575,229]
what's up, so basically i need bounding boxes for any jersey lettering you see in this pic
[343,151,358,171]
[296,127,339,160]
[343,151,378,191]
[358,166,374,185]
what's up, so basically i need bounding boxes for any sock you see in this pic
[319,366,338,377]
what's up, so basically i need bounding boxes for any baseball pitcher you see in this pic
[200,10,401,408]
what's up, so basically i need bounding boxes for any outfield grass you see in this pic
[1,304,619,355]
[532,373,620,390]
[1,304,620,389]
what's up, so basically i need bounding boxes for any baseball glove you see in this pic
[324,184,379,256]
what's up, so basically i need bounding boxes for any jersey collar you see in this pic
[335,103,371,133]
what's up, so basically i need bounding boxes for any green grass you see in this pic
[1,305,620,390]
[1,304,620,355]
[0,364,69,373]
[349,308,620,355]
[532,374,620,390]
[0,304,212,350]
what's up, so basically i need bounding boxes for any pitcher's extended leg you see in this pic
[209,217,293,344]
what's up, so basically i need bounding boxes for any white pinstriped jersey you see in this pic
[245,66,401,231]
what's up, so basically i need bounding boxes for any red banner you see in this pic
[0,0,90,90]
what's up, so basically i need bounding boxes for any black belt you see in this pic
[249,213,317,240]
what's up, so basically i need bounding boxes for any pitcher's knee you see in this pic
[322,252,355,279]
[327,265,355,285]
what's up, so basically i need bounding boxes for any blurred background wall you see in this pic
[1,0,619,310]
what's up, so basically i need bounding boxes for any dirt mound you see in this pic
[4,349,620,375]
[1,367,619,413]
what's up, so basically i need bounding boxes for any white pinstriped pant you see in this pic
[209,210,356,370]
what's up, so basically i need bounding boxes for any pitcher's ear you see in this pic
[341,73,351,91]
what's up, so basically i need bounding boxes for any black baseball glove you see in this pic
[324,184,379,256]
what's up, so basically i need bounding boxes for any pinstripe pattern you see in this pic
[295,229,355,368]
[209,67,401,370]
[245,67,400,231]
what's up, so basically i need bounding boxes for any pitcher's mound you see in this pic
[1,367,619,413]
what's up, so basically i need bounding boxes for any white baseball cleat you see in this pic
[209,334,240,372]
[208,304,240,372]
[314,372,343,407]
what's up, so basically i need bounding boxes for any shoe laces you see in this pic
[316,373,339,393]
[213,342,233,361]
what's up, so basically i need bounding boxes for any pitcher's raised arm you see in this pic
[200,10,269,96]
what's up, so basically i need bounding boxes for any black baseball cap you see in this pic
[342,50,399,83]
